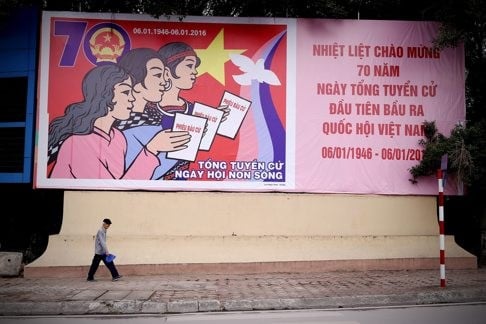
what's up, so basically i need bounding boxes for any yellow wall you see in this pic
[27,191,475,270]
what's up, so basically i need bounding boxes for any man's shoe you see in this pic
[86,278,96,282]
[112,275,122,281]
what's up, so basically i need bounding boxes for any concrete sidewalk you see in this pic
[1,269,486,316]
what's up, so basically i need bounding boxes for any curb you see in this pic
[1,287,485,316]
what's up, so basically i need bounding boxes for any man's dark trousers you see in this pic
[87,254,120,280]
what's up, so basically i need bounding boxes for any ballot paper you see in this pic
[167,113,207,161]
[192,102,224,150]
[217,91,252,139]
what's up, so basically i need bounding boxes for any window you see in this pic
[0,77,28,122]
[0,127,25,172]
[0,76,29,179]
[0,7,37,184]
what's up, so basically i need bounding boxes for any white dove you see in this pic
[230,53,281,86]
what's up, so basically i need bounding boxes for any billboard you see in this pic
[35,12,465,195]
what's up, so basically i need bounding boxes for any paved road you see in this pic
[1,304,486,323]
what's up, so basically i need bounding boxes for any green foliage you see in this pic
[409,121,447,182]
[409,120,486,193]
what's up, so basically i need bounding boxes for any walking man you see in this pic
[87,218,122,281]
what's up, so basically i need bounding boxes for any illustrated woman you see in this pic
[151,42,229,179]
[115,48,167,130]
[48,64,190,179]
[116,48,191,170]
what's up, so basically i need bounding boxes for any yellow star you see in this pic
[103,33,112,43]
[195,29,246,85]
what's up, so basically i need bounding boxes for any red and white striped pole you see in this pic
[437,169,446,288]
